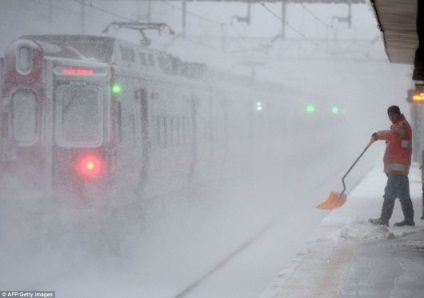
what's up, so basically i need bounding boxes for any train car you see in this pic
[0,33,291,207]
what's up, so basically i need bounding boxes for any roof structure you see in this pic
[370,0,418,65]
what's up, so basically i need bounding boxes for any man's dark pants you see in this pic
[380,173,414,221]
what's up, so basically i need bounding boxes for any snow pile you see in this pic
[261,161,424,298]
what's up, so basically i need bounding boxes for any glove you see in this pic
[371,132,378,140]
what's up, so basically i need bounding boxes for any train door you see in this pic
[0,42,47,192]
[208,87,227,179]
[135,86,150,193]
[43,60,54,194]
[111,73,146,197]
[189,84,214,184]
[139,78,193,197]
[51,60,110,200]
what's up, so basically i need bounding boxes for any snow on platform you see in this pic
[261,162,424,298]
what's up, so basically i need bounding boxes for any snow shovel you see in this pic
[317,138,375,209]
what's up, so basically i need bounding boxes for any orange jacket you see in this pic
[376,115,412,176]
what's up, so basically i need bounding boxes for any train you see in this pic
[0,30,344,207]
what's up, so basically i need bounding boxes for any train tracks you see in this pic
[174,222,275,298]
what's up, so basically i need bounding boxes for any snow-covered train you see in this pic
[0,32,337,205]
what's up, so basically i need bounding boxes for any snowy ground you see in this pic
[0,135,383,298]
[261,161,424,298]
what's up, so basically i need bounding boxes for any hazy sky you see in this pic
[0,1,380,51]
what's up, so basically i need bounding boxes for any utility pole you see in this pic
[136,0,142,21]
[80,0,86,33]
[281,0,287,39]
[136,0,152,22]
[221,23,227,52]
[48,0,53,23]
[147,0,152,22]
[182,0,187,38]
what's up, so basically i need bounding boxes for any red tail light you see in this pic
[62,68,94,75]
[76,154,103,178]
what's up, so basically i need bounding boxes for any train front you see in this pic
[0,37,113,205]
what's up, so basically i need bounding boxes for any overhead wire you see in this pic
[255,1,377,82]
[300,3,331,28]
[160,0,249,41]
[19,0,374,63]
[70,0,133,21]
[161,0,223,25]
[255,1,330,52]
[20,0,131,30]
[60,0,252,51]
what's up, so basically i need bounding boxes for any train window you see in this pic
[11,89,38,144]
[127,114,135,147]
[163,117,168,148]
[147,54,155,67]
[157,116,167,148]
[169,118,174,146]
[155,117,160,147]
[55,85,103,147]
[120,46,135,62]
[17,45,32,74]
[117,101,122,143]
[139,52,147,65]
[158,56,171,73]
[181,117,187,144]
[175,117,181,146]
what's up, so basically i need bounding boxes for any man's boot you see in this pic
[369,196,394,226]
[394,220,415,227]
[395,197,415,227]
[368,218,389,226]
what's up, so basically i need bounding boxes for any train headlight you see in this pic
[76,154,103,179]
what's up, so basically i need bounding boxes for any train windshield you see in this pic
[11,89,38,145]
[55,84,103,147]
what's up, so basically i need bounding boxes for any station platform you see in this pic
[260,162,424,298]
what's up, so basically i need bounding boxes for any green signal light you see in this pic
[332,106,339,114]
[256,101,263,111]
[111,82,122,95]
[306,105,315,113]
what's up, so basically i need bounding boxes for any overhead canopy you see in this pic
[370,0,418,65]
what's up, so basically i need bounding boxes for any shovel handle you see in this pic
[340,138,375,196]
